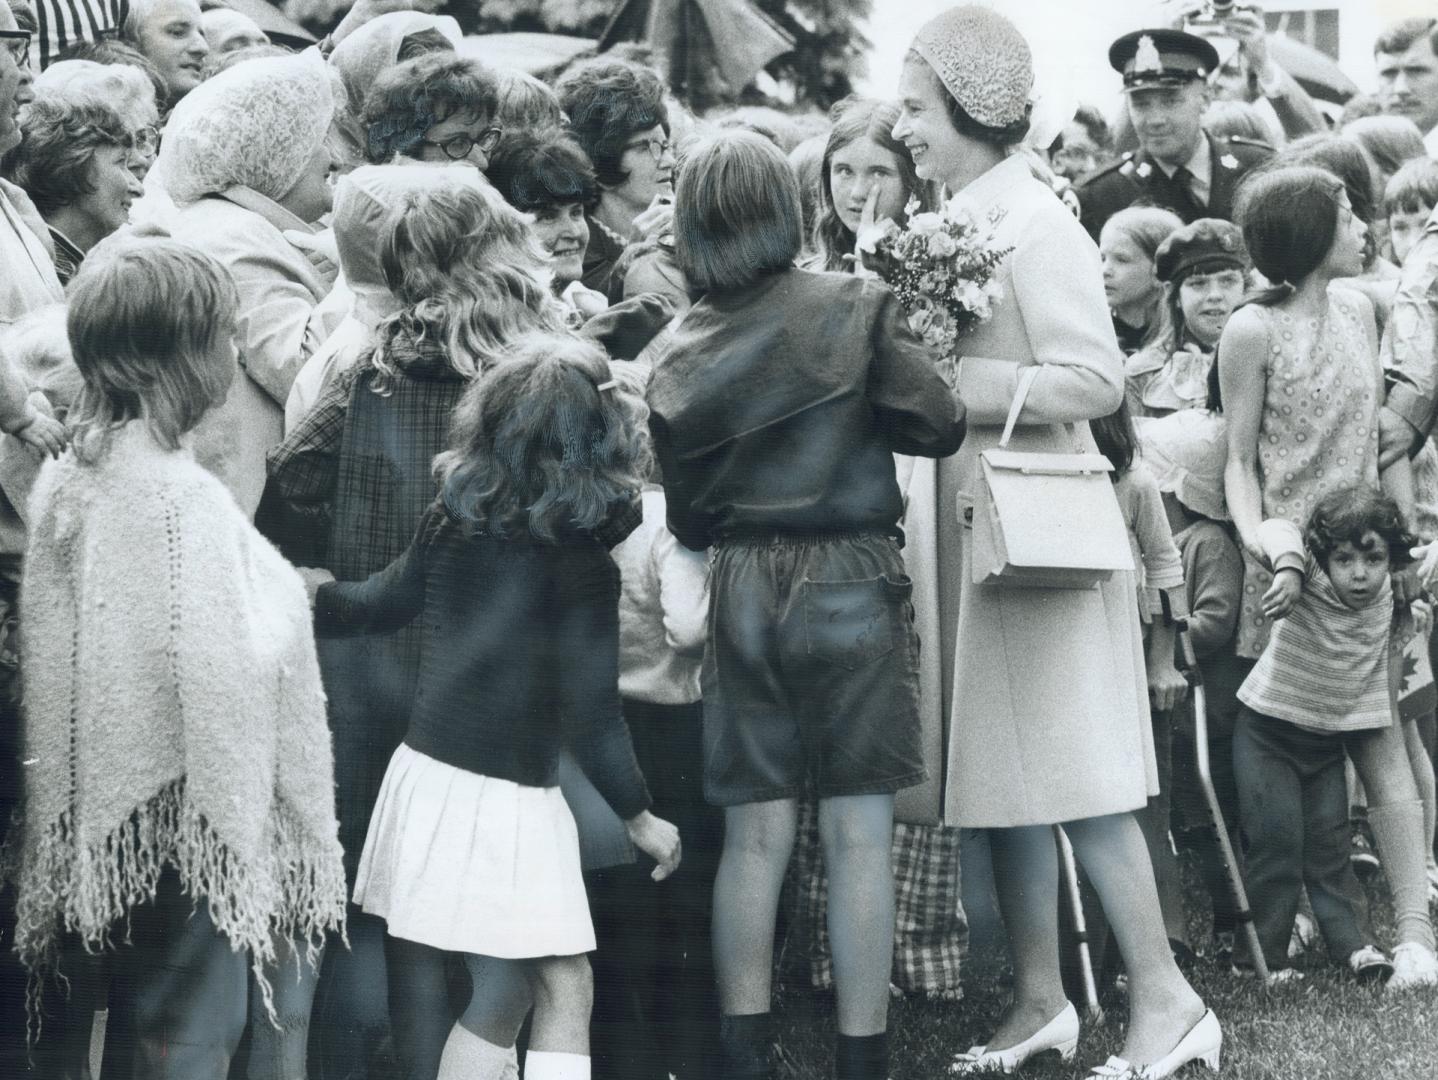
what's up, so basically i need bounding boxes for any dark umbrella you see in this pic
[212,0,316,49]
[600,0,794,101]
[1265,33,1357,104]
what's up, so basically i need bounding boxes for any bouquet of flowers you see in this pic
[857,195,1012,388]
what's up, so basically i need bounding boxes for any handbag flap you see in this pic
[981,449,1114,476]
[979,453,1134,572]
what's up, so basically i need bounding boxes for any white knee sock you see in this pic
[436,1023,515,1080]
[524,1049,592,1080]
[1368,799,1438,952]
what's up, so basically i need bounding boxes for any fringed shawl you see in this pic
[9,422,347,1011]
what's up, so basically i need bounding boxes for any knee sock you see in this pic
[435,1023,514,1080]
[1367,800,1438,951]
[835,1032,889,1080]
[524,1049,591,1079]
[719,1013,774,1080]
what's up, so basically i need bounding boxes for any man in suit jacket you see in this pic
[1078,28,1272,242]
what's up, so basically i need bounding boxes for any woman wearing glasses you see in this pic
[362,52,504,172]
[33,59,163,180]
[555,57,678,302]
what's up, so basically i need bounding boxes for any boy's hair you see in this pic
[436,332,651,543]
[674,129,802,292]
[494,70,564,137]
[66,239,238,462]
[1303,486,1417,569]
[371,181,569,388]
[1383,157,1438,219]
[1203,99,1272,145]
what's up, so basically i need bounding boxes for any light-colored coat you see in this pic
[168,191,340,517]
[896,155,1155,828]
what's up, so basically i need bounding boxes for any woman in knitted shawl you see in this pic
[9,238,347,1079]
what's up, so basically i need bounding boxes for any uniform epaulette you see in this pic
[1081,153,1133,185]
[1226,134,1274,153]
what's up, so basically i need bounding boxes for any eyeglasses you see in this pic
[0,29,30,68]
[624,136,671,164]
[421,126,503,161]
[132,125,161,153]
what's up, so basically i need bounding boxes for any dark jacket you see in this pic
[1076,133,1272,242]
[315,499,652,820]
[646,268,965,551]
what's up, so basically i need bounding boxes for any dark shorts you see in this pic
[701,531,925,807]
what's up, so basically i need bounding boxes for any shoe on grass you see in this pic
[1346,945,1393,984]
[1386,942,1438,992]
[1231,964,1304,985]
[1350,826,1380,878]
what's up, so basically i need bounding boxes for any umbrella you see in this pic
[600,0,794,100]
[458,32,598,77]
[212,0,316,48]
[1265,33,1357,105]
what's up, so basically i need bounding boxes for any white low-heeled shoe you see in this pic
[1088,1009,1221,1079]
[949,1002,1079,1075]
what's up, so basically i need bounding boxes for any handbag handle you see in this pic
[999,366,1042,449]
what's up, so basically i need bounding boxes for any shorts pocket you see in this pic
[801,574,912,672]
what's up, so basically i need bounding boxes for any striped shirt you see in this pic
[1238,544,1395,735]
[33,0,128,71]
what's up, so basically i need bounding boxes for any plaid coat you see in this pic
[262,334,466,883]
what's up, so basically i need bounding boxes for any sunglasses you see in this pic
[0,29,29,68]
[421,126,503,161]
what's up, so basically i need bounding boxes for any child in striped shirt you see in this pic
[1234,485,1438,989]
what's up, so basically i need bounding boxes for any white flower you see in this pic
[907,211,946,236]
[927,231,959,258]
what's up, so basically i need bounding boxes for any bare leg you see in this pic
[982,825,1071,1052]
[711,799,799,1015]
[818,794,894,1037]
[1064,813,1205,1065]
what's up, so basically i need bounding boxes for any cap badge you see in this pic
[1134,34,1164,74]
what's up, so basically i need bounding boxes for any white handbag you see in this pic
[970,366,1134,589]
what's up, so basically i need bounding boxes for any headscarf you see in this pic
[329,11,462,119]
[333,162,484,327]
[157,51,335,206]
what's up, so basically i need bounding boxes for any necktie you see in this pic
[1173,165,1206,211]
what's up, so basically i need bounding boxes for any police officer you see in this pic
[1077,29,1272,242]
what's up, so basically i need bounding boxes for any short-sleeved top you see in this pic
[1237,288,1380,658]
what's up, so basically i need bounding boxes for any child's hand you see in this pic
[630,194,674,243]
[1147,657,1188,713]
[1411,542,1438,594]
[297,567,335,606]
[1413,597,1432,637]
[1262,567,1303,620]
[12,411,66,459]
[625,810,682,881]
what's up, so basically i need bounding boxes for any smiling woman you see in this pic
[122,0,209,107]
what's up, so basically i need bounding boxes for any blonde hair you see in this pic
[66,240,238,462]
[368,181,570,392]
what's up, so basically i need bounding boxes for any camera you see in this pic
[1186,0,1251,26]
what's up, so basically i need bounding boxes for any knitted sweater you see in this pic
[11,423,347,998]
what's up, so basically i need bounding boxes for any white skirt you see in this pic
[353,742,596,957]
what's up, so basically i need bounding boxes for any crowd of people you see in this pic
[2,0,1438,1078]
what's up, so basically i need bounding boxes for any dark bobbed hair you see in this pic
[435,332,651,543]
[815,97,923,273]
[11,98,134,217]
[1276,133,1378,228]
[1304,485,1417,570]
[361,53,500,165]
[1060,103,1112,154]
[1344,115,1427,184]
[66,239,239,461]
[1089,398,1137,478]
[1202,100,1272,144]
[486,128,598,215]
[55,39,168,108]
[1234,164,1345,301]
[1373,17,1438,58]
[1383,157,1438,218]
[674,130,802,293]
[907,51,1031,148]
[553,58,670,189]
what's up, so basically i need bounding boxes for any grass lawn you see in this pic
[771,854,1438,1079]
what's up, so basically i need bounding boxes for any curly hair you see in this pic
[1304,485,1417,570]
[368,181,570,392]
[67,239,239,462]
[814,97,925,273]
[486,128,598,214]
[436,332,651,543]
[362,53,500,165]
[553,57,669,189]
[10,97,135,217]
